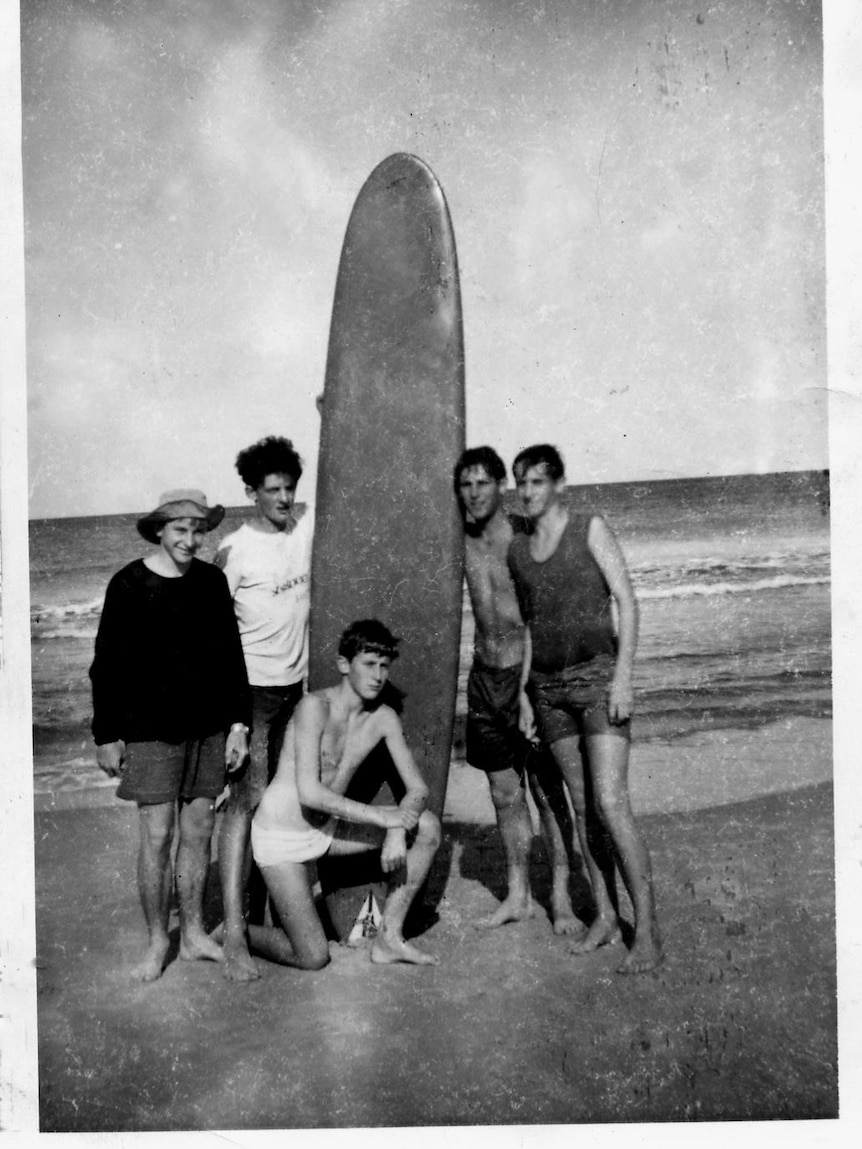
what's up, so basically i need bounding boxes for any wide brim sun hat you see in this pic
[136,489,226,545]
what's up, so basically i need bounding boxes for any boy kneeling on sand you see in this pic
[243,619,441,970]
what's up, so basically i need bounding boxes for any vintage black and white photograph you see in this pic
[2,0,857,1137]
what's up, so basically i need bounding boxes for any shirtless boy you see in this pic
[508,444,662,974]
[245,619,441,970]
[456,447,580,935]
[90,490,250,982]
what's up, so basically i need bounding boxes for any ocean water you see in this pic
[29,471,831,794]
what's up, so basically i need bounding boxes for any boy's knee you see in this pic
[138,808,174,851]
[418,809,442,849]
[488,771,523,812]
[140,828,173,858]
[593,791,629,829]
[182,801,216,839]
[140,819,172,845]
[299,947,331,972]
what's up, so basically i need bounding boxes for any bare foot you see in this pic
[370,932,439,966]
[222,935,261,982]
[547,868,584,936]
[567,916,622,956]
[551,903,586,939]
[617,932,663,975]
[130,936,170,982]
[179,929,225,964]
[474,894,534,930]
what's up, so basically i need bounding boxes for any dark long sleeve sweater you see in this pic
[89,558,251,745]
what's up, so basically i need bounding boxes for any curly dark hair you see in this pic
[235,436,303,489]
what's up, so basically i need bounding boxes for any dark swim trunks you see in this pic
[117,734,227,806]
[466,660,530,776]
[530,654,631,745]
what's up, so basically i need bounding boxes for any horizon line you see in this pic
[28,466,830,524]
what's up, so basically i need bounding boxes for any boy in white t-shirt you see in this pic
[215,436,313,981]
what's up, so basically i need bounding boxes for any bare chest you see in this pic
[465,540,514,597]
[319,713,382,790]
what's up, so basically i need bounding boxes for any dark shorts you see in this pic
[530,654,631,746]
[465,661,529,777]
[117,734,227,806]
[225,682,304,814]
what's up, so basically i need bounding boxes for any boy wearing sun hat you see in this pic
[89,489,251,983]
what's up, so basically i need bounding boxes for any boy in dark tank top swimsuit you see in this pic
[508,444,662,974]
[455,447,582,935]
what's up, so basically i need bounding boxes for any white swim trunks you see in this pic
[251,817,336,866]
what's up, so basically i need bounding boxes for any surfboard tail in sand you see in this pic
[346,891,383,947]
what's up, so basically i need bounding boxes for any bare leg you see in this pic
[475,768,534,929]
[132,802,175,982]
[245,923,303,965]
[217,807,261,981]
[255,860,331,970]
[176,797,224,964]
[372,810,441,965]
[528,764,584,937]
[549,736,623,954]
[586,734,663,974]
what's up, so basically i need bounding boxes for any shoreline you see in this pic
[33,713,833,816]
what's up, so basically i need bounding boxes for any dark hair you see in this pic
[512,443,565,482]
[338,619,401,662]
[235,436,303,489]
[453,446,506,494]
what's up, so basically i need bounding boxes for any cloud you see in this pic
[23,0,828,516]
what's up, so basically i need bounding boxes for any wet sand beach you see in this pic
[35,715,836,1130]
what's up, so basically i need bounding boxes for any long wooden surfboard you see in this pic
[310,153,465,940]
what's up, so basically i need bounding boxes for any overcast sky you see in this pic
[21,0,827,519]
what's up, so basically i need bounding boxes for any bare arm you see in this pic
[382,712,427,827]
[588,515,639,722]
[378,711,427,872]
[293,698,410,829]
[518,625,538,741]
